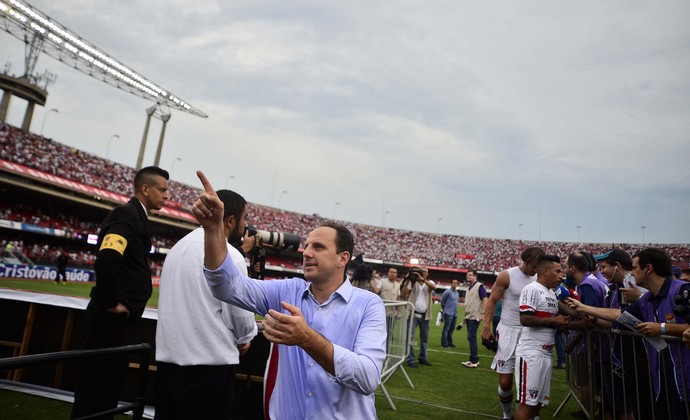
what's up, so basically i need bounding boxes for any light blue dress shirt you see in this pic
[204,254,386,419]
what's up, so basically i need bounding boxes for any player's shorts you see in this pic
[491,323,521,374]
[515,353,552,407]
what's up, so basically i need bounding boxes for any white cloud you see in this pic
[1,0,689,244]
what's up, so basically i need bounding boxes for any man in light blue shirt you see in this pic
[193,171,386,419]
[440,279,460,348]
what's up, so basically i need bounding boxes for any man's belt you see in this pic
[414,311,426,319]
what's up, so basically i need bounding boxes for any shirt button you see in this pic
[308,392,313,397]
[317,307,322,311]
[309,362,314,367]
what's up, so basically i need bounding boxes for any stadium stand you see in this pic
[1,120,688,275]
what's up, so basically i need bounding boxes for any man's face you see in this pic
[143,175,169,211]
[631,257,649,288]
[598,261,621,283]
[387,268,398,281]
[681,272,690,282]
[227,207,248,243]
[302,227,348,283]
[564,257,577,284]
[467,272,477,283]
[541,261,563,289]
[451,279,459,289]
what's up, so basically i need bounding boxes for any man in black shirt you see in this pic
[72,166,169,419]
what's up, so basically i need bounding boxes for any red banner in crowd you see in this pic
[454,253,475,260]
[0,158,197,223]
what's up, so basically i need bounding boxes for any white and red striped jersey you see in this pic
[516,281,558,357]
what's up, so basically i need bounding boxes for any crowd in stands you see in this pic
[0,122,198,208]
[0,204,180,250]
[2,239,96,268]
[1,121,689,274]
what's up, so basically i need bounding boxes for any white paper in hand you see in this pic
[616,311,667,351]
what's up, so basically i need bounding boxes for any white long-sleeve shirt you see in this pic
[156,228,257,365]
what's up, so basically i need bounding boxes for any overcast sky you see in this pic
[2,1,689,244]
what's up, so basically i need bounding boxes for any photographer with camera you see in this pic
[241,226,301,279]
[566,248,690,419]
[400,266,436,367]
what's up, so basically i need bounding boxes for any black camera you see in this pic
[246,226,301,251]
[404,268,423,282]
[482,337,498,352]
[673,288,690,318]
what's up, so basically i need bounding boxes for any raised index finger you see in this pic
[196,170,216,195]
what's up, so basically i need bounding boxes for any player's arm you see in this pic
[519,287,567,328]
[482,271,508,339]
[520,312,567,329]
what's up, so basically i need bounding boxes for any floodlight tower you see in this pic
[152,107,172,168]
[0,0,207,158]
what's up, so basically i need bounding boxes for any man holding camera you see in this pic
[401,266,436,367]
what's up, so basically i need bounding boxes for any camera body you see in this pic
[404,267,424,283]
[673,288,690,318]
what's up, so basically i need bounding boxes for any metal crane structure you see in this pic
[0,0,207,168]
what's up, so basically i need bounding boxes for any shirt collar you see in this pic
[136,199,148,216]
[302,278,352,304]
[655,276,673,298]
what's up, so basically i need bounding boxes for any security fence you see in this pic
[555,328,689,420]
[378,300,415,411]
[0,343,151,420]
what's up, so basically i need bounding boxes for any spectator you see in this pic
[400,266,436,367]
[440,279,459,349]
[55,250,68,284]
[462,270,488,368]
[568,248,690,419]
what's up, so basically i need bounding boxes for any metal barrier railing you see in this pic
[0,343,152,420]
[378,300,414,411]
[555,328,690,420]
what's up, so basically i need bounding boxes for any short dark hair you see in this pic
[599,249,633,271]
[467,269,477,276]
[521,247,545,263]
[216,189,247,221]
[134,166,169,190]
[633,248,673,278]
[567,252,589,272]
[537,254,561,270]
[581,252,598,272]
[318,222,354,258]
